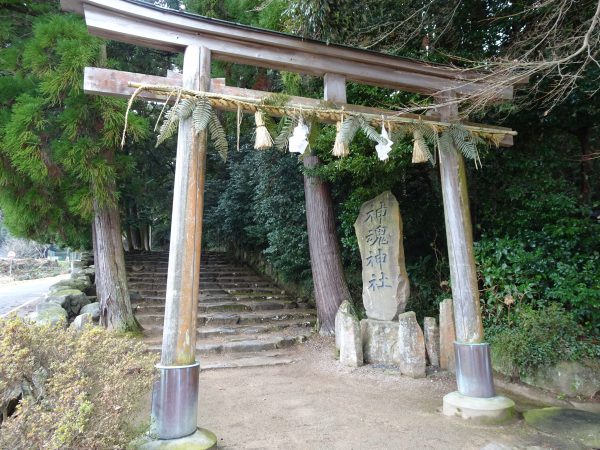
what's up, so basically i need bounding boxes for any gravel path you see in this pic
[197,336,577,450]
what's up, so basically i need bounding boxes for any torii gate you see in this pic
[62,0,521,444]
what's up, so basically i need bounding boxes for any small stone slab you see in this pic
[439,298,456,372]
[354,191,410,321]
[336,301,363,367]
[523,407,600,448]
[424,317,440,367]
[397,312,426,378]
[361,318,400,366]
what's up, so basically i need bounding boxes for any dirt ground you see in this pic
[197,337,577,450]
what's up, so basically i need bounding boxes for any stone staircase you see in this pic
[125,251,316,369]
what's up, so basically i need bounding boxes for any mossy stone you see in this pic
[524,407,600,447]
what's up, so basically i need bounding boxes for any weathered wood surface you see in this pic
[93,181,140,332]
[303,74,352,334]
[437,95,484,344]
[84,67,515,147]
[161,46,210,366]
[62,0,515,99]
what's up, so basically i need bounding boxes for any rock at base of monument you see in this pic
[442,391,515,424]
[336,301,363,367]
[424,317,440,367]
[439,298,456,372]
[130,428,217,450]
[361,315,425,378]
[361,318,401,366]
[397,312,426,378]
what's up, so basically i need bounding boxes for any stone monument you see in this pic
[354,191,410,321]
[334,191,425,378]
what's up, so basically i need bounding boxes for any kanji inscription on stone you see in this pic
[354,191,410,320]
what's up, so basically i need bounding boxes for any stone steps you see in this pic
[199,350,300,370]
[127,251,315,368]
[134,299,301,313]
[144,332,310,355]
[142,319,315,339]
[137,309,317,326]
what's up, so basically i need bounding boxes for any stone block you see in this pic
[424,317,440,366]
[354,191,410,321]
[70,313,93,331]
[80,301,100,321]
[336,301,363,367]
[361,318,401,366]
[28,302,68,327]
[439,298,456,372]
[397,311,426,378]
[47,288,90,317]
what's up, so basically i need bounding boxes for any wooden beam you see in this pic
[160,45,210,366]
[436,93,484,344]
[62,0,514,99]
[84,67,515,147]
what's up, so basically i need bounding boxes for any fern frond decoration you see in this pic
[191,96,212,134]
[156,107,180,147]
[337,115,386,147]
[359,117,386,145]
[208,111,228,162]
[177,98,196,120]
[155,89,183,147]
[338,115,361,146]
[448,124,485,168]
[273,115,298,151]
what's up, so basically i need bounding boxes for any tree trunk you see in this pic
[93,181,140,332]
[303,154,351,334]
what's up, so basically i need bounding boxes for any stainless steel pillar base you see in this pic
[454,342,495,398]
[150,363,200,440]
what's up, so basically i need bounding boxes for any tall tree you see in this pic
[0,10,146,331]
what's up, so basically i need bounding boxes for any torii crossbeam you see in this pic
[62,0,520,444]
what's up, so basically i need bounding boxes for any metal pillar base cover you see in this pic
[454,342,495,398]
[150,363,200,440]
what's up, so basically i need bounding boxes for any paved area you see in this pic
[0,274,69,316]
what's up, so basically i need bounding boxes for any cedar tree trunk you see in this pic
[303,154,351,334]
[93,182,141,332]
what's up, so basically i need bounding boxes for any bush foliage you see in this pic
[487,304,599,379]
[0,318,156,449]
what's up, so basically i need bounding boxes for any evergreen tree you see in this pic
[0,9,147,331]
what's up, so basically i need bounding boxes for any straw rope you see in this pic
[127,82,516,142]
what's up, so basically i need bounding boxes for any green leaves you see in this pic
[155,95,229,161]
[208,111,228,162]
[337,115,385,147]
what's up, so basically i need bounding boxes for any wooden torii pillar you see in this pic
[62,0,523,439]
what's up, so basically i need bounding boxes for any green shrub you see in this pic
[487,304,599,379]
[0,317,157,449]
